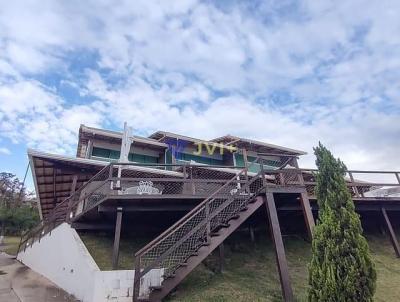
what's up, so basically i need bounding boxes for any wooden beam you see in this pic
[71,175,79,190]
[261,187,307,194]
[264,193,294,302]
[98,205,194,212]
[71,222,114,230]
[37,179,89,186]
[112,207,123,269]
[382,207,400,258]
[299,193,315,240]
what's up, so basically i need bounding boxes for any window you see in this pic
[234,154,281,172]
[91,147,158,163]
[176,152,223,166]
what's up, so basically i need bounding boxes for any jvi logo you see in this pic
[165,138,236,156]
[193,142,237,155]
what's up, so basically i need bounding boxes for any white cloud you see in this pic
[0,0,399,172]
[0,79,104,154]
[0,147,11,155]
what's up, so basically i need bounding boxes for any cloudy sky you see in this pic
[0,0,399,186]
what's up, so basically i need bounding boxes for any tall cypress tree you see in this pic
[308,143,376,302]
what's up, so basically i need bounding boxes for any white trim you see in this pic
[80,125,167,148]
[211,135,307,155]
[28,153,43,220]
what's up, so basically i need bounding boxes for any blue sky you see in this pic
[0,0,400,190]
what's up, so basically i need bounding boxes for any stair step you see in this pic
[162,273,175,279]
[150,285,162,291]
[240,207,248,212]
[210,231,221,237]
[146,197,265,302]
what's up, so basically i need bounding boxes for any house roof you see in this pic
[79,125,306,156]
[211,135,307,156]
[149,131,306,156]
[77,125,168,157]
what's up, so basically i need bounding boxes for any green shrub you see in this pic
[308,143,376,302]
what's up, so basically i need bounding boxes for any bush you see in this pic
[308,143,376,302]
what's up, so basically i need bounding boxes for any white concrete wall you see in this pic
[17,223,163,302]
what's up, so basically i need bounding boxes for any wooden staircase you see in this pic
[133,168,266,302]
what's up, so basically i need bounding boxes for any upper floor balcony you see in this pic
[45,160,400,225]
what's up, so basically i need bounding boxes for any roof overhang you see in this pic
[211,135,307,156]
[149,131,238,152]
[28,149,183,220]
[77,125,168,157]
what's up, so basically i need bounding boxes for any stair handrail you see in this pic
[138,171,262,275]
[17,163,112,253]
[133,167,248,257]
[133,156,264,257]
[133,157,265,299]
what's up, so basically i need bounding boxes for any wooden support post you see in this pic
[243,148,249,175]
[218,243,225,273]
[348,172,360,197]
[190,167,196,195]
[249,225,255,243]
[264,193,294,302]
[133,256,141,301]
[112,207,123,269]
[52,168,57,208]
[382,207,400,258]
[171,145,177,165]
[242,148,249,193]
[67,175,78,221]
[299,193,315,241]
[70,175,78,195]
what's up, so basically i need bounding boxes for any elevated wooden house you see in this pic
[18,124,400,302]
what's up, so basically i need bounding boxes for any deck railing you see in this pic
[132,159,265,299]
[298,169,400,198]
[18,159,400,254]
[17,164,112,253]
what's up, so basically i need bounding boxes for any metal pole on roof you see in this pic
[119,122,133,163]
[116,122,133,191]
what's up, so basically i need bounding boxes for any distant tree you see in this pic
[308,143,376,302]
[0,172,39,235]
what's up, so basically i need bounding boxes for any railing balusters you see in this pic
[18,158,400,298]
[279,172,285,185]
[205,201,211,243]
[190,167,196,195]
[259,158,266,186]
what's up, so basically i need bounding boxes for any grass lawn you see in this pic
[79,232,152,270]
[80,231,400,302]
[0,236,21,255]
